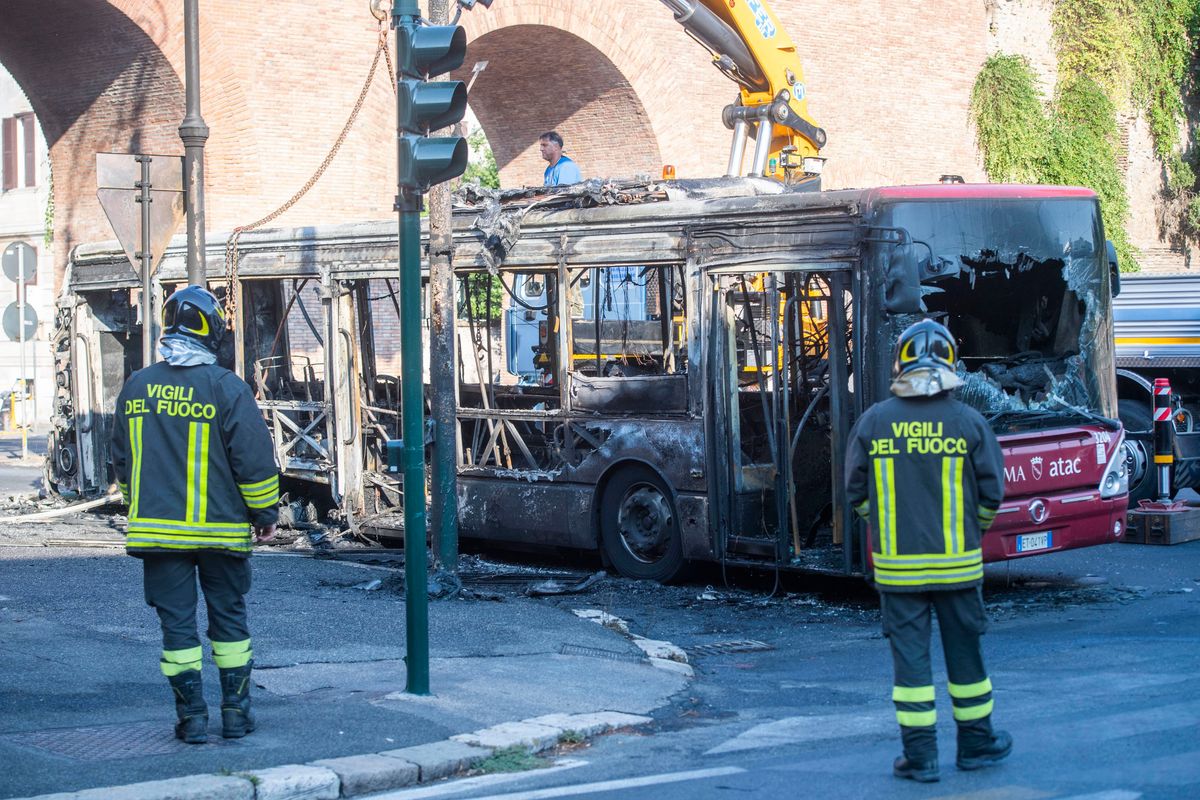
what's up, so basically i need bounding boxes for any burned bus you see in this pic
[48,178,1128,581]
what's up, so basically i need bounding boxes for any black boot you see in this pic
[957,729,1013,770]
[167,670,208,744]
[219,663,256,739]
[893,755,940,782]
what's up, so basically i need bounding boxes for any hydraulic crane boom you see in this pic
[661,0,827,183]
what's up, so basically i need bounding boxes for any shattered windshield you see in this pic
[879,197,1117,423]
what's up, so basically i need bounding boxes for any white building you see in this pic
[0,65,52,429]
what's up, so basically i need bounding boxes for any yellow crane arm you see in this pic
[661,0,826,183]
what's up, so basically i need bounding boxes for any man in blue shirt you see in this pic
[540,131,582,186]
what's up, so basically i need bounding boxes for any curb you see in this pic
[573,608,695,678]
[11,711,653,800]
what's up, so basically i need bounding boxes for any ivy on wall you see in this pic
[972,0,1200,270]
[971,55,1135,268]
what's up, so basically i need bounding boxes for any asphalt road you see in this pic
[0,431,44,495]
[362,542,1200,800]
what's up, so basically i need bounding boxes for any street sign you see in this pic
[3,302,37,341]
[2,242,36,283]
[96,152,186,275]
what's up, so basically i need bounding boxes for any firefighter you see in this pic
[111,285,280,744]
[845,318,1012,782]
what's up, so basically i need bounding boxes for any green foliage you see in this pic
[461,127,499,189]
[477,746,545,774]
[459,271,504,323]
[43,166,54,247]
[1052,0,1141,103]
[973,0,1200,268]
[970,55,1045,183]
[1132,0,1194,165]
[1042,76,1137,268]
[970,57,1139,269]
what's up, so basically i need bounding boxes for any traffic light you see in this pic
[396,16,469,194]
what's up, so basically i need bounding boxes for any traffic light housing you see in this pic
[396,18,469,194]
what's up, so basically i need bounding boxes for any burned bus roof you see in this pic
[63,178,1102,292]
[868,184,1098,201]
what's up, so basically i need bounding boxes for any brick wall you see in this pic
[1,0,1189,286]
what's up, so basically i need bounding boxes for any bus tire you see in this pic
[599,465,685,583]
[1118,399,1156,507]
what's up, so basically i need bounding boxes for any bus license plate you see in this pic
[1016,531,1052,553]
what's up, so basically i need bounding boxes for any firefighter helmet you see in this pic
[894,319,956,378]
[163,285,226,354]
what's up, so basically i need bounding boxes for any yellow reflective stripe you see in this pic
[244,495,279,509]
[892,685,935,703]
[129,542,253,554]
[953,699,994,721]
[875,566,985,586]
[953,457,965,553]
[129,416,143,519]
[199,424,209,523]
[873,549,982,567]
[949,678,993,699]
[978,506,998,520]
[128,518,250,533]
[238,475,278,493]
[874,458,896,555]
[854,500,870,518]
[942,456,953,554]
[161,646,203,675]
[211,638,253,668]
[186,422,197,523]
[185,422,212,523]
[128,530,251,542]
[896,709,937,727]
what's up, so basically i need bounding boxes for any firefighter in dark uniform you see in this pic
[846,319,1012,782]
[111,286,280,744]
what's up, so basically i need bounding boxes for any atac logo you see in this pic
[1030,456,1044,481]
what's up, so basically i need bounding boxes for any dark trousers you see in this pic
[142,552,252,674]
[881,588,995,759]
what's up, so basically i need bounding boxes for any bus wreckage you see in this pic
[48,177,1129,581]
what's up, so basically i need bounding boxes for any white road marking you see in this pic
[1054,792,1142,800]
[463,766,747,799]
[367,759,589,799]
[705,713,891,754]
[1075,700,1200,742]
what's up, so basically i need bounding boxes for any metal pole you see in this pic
[749,113,773,177]
[136,155,154,367]
[427,0,460,574]
[1154,377,1173,501]
[17,250,26,460]
[395,0,430,696]
[180,0,209,286]
[726,118,748,177]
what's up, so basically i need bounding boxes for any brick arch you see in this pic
[0,0,265,289]
[453,23,662,187]
[1,0,187,285]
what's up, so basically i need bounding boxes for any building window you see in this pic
[2,113,37,190]
[20,114,35,188]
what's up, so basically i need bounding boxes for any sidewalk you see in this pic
[0,526,688,799]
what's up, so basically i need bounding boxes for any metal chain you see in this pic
[224,25,395,323]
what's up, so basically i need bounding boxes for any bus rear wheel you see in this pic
[599,465,685,583]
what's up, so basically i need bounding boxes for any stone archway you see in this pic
[453,24,664,187]
[1,0,190,284]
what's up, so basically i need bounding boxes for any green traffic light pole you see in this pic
[394,0,430,697]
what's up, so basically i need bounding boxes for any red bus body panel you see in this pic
[983,424,1127,561]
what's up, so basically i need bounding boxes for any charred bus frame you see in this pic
[48,178,1127,581]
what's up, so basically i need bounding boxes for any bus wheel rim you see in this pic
[616,485,674,564]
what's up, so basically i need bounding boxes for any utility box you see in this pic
[1125,506,1200,545]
